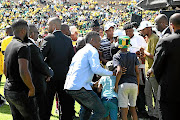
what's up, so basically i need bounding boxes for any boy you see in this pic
[98,61,118,120]
[113,36,140,120]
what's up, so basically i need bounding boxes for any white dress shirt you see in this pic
[64,43,113,90]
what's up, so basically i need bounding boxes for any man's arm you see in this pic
[41,37,51,59]
[3,62,7,77]
[152,39,167,83]
[144,50,154,59]
[135,65,140,95]
[30,44,53,77]
[19,58,35,97]
[88,51,113,76]
[114,65,122,93]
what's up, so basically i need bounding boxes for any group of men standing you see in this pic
[0,12,180,120]
[2,17,75,120]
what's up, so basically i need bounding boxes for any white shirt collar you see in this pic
[161,27,169,36]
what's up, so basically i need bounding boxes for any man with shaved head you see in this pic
[42,17,75,120]
[154,14,171,38]
[28,24,54,120]
[61,23,71,36]
[151,13,180,120]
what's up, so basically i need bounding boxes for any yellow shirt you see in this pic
[0,41,3,75]
[145,33,159,77]
[1,36,13,74]
[1,36,13,52]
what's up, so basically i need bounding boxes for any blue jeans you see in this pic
[4,90,40,120]
[101,97,118,120]
[66,88,106,120]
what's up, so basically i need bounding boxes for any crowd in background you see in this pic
[0,0,179,120]
[0,0,159,39]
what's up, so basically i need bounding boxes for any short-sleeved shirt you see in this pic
[4,38,30,92]
[145,33,159,77]
[113,51,139,85]
[99,38,112,61]
[129,34,147,53]
[99,76,118,99]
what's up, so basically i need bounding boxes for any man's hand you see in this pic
[122,67,127,75]
[28,87,35,97]
[147,68,153,77]
[46,76,51,82]
[114,85,118,93]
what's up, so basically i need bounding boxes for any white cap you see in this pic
[138,21,154,31]
[70,26,78,34]
[113,29,124,37]
[104,22,116,31]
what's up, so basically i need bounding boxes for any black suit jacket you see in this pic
[28,40,53,94]
[42,31,74,81]
[152,30,180,103]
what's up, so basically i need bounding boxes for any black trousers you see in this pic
[45,80,75,120]
[136,85,146,112]
[159,101,168,120]
[5,90,40,120]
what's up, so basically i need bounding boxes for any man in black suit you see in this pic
[42,17,75,120]
[28,24,54,120]
[154,14,171,38]
[149,13,180,120]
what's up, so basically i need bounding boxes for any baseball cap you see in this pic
[106,61,114,71]
[118,36,131,48]
[113,29,124,37]
[104,22,116,31]
[91,19,100,28]
[138,21,154,31]
[70,26,78,34]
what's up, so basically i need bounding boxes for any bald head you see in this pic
[169,13,180,32]
[61,23,71,36]
[170,13,180,27]
[29,24,39,41]
[47,17,61,33]
[155,14,168,32]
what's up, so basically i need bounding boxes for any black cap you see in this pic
[123,23,133,30]
[91,19,100,28]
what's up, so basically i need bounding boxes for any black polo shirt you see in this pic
[4,37,30,92]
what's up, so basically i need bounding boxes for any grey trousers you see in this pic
[144,77,159,118]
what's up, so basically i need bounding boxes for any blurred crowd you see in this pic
[0,0,159,39]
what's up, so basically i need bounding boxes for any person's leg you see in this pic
[129,107,138,120]
[129,84,138,120]
[121,108,128,120]
[80,105,91,120]
[109,98,118,120]
[58,89,75,120]
[144,77,154,117]
[66,88,106,120]
[101,97,110,119]
[159,101,168,120]
[5,90,40,120]
[5,92,24,120]
[118,83,129,120]
[36,91,47,120]
[45,80,56,120]
[149,77,159,118]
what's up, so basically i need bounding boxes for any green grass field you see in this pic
[0,75,80,120]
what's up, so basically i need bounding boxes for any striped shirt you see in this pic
[99,38,112,61]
